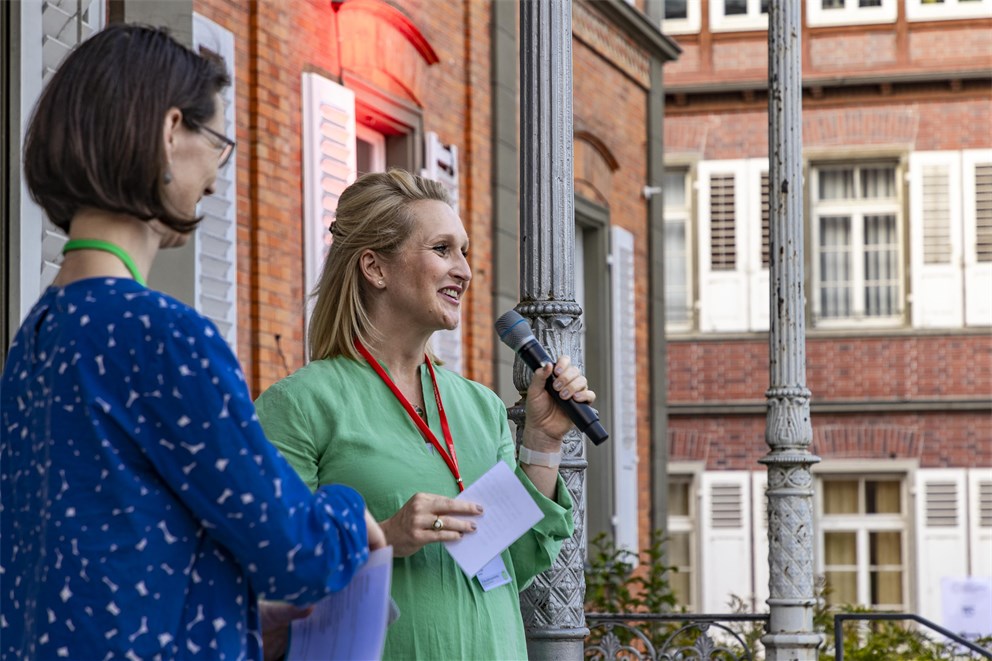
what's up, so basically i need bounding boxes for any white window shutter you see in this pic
[303,74,356,331]
[700,471,753,612]
[963,150,992,326]
[698,160,750,332]
[15,0,105,321]
[751,470,769,610]
[969,469,992,577]
[748,159,770,332]
[915,468,968,623]
[423,132,464,373]
[610,226,638,555]
[192,15,237,349]
[909,152,964,328]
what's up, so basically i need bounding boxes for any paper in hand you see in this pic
[444,461,544,577]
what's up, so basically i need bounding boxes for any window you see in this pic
[356,124,385,175]
[812,163,902,326]
[663,0,701,34]
[710,0,768,32]
[819,477,907,610]
[806,0,897,27]
[906,0,992,21]
[668,476,697,610]
[664,169,692,330]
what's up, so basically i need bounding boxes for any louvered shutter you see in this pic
[909,152,963,328]
[13,0,105,321]
[915,469,968,623]
[748,159,770,332]
[962,150,992,326]
[610,227,638,554]
[192,15,237,349]
[700,471,753,611]
[422,132,463,373]
[698,161,750,332]
[751,470,769,609]
[968,469,992,577]
[303,74,356,333]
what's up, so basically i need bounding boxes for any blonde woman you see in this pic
[255,169,595,659]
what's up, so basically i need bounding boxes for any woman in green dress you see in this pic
[254,169,596,659]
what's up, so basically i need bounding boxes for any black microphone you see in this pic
[495,310,609,446]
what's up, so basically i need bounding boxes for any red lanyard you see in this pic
[354,339,464,492]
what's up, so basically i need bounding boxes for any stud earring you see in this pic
[163,168,173,185]
[378,279,385,287]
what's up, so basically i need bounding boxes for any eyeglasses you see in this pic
[192,123,236,168]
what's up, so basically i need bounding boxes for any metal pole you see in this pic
[515,1,586,659]
[761,2,821,659]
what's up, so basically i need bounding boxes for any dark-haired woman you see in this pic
[0,24,383,660]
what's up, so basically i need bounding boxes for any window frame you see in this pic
[662,0,702,35]
[806,0,897,28]
[810,161,905,328]
[816,474,909,611]
[906,0,992,22]
[710,0,768,33]
[667,468,700,612]
[663,167,694,332]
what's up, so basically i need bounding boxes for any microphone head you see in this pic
[495,310,535,352]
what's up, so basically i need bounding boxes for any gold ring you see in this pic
[432,517,444,531]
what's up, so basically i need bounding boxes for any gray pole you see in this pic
[761,2,821,660]
[515,1,586,659]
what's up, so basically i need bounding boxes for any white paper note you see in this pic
[286,546,394,661]
[444,461,544,577]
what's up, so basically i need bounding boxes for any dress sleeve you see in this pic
[494,398,575,590]
[254,381,321,492]
[131,312,368,604]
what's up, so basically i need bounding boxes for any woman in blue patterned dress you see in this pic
[0,24,384,660]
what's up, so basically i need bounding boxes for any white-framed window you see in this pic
[663,0,702,34]
[811,162,903,327]
[817,475,908,610]
[664,169,693,331]
[356,124,386,176]
[906,0,992,22]
[963,150,992,326]
[806,0,897,27]
[710,0,768,32]
[668,474,698,611]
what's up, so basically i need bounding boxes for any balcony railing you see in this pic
[833,613,992,661]
[585,612,769,661]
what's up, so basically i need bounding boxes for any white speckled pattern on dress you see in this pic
[1,278,370,660]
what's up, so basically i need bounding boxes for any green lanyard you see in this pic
[62,239,147,286]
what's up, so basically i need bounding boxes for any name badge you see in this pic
[475,554,512,591]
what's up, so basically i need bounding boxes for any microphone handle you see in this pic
[518,339,609,445]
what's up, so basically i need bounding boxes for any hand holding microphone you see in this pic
[495,310,609,446]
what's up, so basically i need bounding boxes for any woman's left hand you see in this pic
[523,355,596,446]
[260,601,314,661]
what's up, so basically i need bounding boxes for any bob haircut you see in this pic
[23,23,230,234]
[309,169,452,363]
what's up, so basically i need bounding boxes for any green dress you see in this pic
[254,356,574,660]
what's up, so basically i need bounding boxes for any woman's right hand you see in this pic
[380,492,482,557]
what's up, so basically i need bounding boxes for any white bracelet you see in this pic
[518,445,562,468]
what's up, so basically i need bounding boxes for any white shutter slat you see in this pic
[963,150,992,326]
[698,161,750,332]
[909,152,964,328]
[969,469,992,577]
[423,132,464,373]
[700,471,753,612]
[748,159,770,332]
[303,74,356,338]
[192,15,238,350]
[915,469,969,623]
[611,226,638,555]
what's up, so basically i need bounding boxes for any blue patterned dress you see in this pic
[1,278,370,660]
